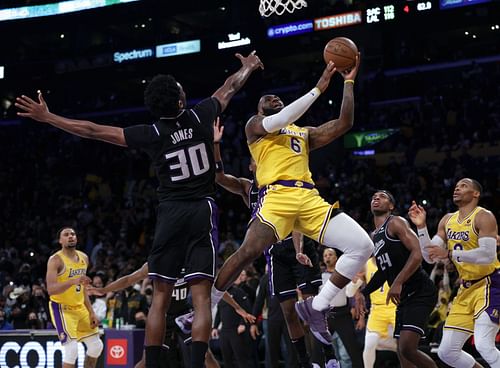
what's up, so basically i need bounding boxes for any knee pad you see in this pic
[63,340,79,364]
[323,213,374,279]
[474,312,500,365]
[437,331,475,367]
[364,331,381,352]
[83,335,104,358]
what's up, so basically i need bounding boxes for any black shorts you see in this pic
[394,278,437,338]
[265,236,322,301]
[148,198,218,283]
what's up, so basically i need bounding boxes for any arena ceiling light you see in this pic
[0,0,140,22]
[0,66,4,79]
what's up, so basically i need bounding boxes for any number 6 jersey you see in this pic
[248,123,313,187]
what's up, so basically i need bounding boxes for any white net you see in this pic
[259,0,308,17]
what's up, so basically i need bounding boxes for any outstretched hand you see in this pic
[340,52,361,81]
[15,91,51,122]
[236,50,264,71]
[315,61,337,93]
[213,117,224,143]
[86,286,106,296]
[408,200,427,227]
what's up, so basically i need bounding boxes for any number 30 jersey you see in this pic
[248,123,313,187]
[373,215,426,296]
[124,97,220,201]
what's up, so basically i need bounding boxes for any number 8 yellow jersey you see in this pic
[446,206,500,281]
[249,124,313,187]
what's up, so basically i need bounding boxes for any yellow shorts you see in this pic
[367,304,397,339]
[49,301,98,344]
[444,276,494,334]
[253,183,338,242]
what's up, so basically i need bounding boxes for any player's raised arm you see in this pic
[408,201,449,263]
[245,61,337,143]
[213,118,252,205]
[87,263,148,296]
[16,92,126,146]
[212,51,264,112]
[307,53,360,151]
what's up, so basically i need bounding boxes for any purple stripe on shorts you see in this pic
[250,187,268,223]
[264,247,274,296]
[486,269,500,324]
[184,273,215,282]
[209,199,219,254]
[50,301,68,344]
[148,273,177,284]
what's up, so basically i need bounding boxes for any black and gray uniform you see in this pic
[124,98,220,283]
[364,215,437,337]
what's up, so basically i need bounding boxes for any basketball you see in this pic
[323,37,358,72]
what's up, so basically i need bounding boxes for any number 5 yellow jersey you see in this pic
[49,250,87,306]
[249,124,313,187]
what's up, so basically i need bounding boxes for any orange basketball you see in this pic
[323,37,358,72]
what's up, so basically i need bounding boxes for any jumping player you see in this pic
[210,55,374,346]
[202,119,339,367]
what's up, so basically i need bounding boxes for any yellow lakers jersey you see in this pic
[50,250,87,306]
[248,124,313,187]
[366,258,395,307]
[446,206,500,281]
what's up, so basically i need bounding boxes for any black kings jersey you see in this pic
[124,98,220,201]
[373,215,426,296]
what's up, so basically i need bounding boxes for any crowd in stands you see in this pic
[0,57,499,366]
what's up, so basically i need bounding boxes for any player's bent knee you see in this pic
[437,344,457,365]
[63,340,79,364]
[84,335,103,358]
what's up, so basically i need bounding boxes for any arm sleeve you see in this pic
[417,227,445,264]
[262,88,321,133]
[362,270,386,297]
[123,124,158,150]
[452,237,497,264]
[192,97,221,126]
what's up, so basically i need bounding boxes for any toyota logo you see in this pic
[110,345,125,359]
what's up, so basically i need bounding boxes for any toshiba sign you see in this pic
[314,11,362,31]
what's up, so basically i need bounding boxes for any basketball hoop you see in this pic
[259,0,307,17]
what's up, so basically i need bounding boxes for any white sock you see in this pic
[210,287,225,310]
[312,280,340,311]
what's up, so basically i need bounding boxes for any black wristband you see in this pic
[215,161,224,172]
